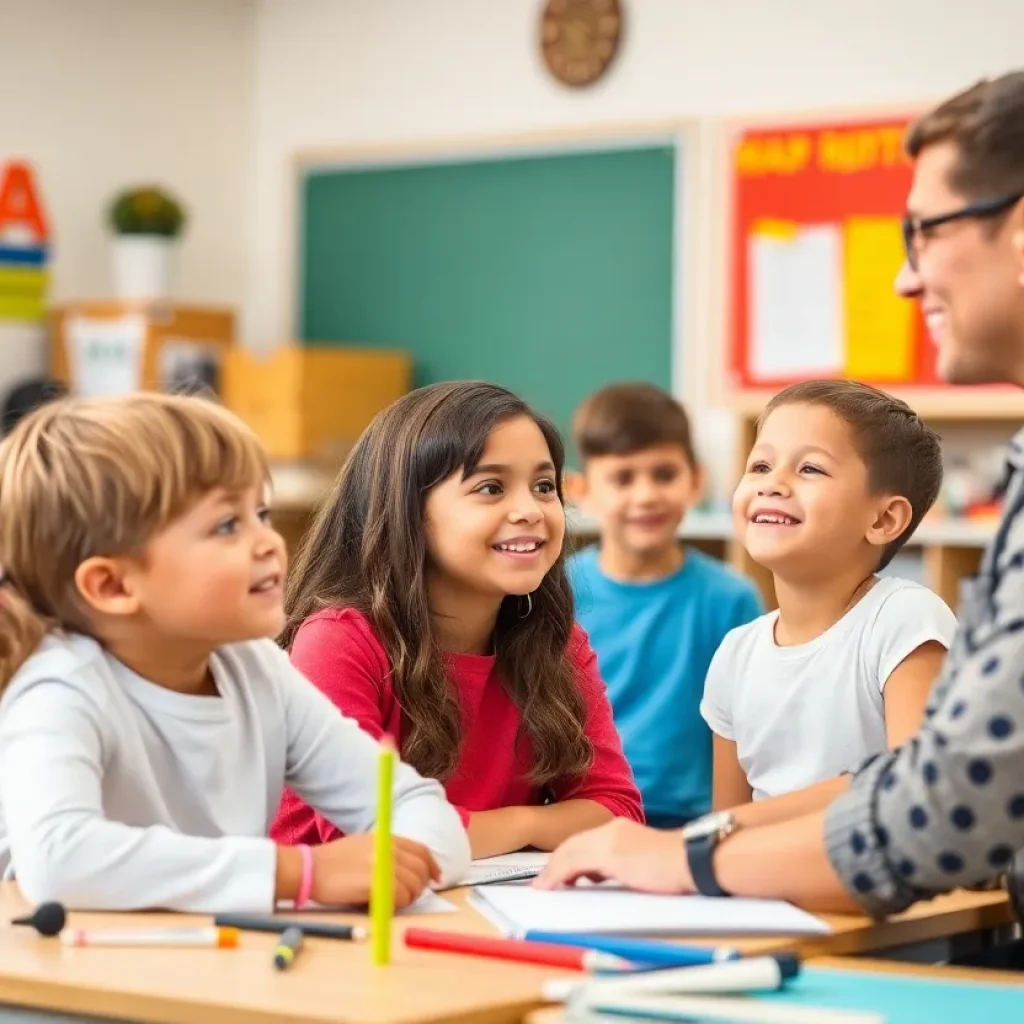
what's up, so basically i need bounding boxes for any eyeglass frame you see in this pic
[901,191,1023,271]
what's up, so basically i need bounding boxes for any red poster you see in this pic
[728,117,938,390]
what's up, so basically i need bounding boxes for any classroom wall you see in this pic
[0,0,256,314]
[248,0,1024,500]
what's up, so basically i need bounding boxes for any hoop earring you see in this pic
[518,593,533,619]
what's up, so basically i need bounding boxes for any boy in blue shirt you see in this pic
[569,383,763,828]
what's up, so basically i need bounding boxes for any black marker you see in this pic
[274,926,304,970]
[214,913,366,942]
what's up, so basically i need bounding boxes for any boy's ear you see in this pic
[74,556,143,619]
[865,495,913,551]
[563,467,587,506]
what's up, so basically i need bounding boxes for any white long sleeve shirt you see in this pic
[0,632,470,912]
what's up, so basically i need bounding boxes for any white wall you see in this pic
[0,0,255,316]
[248,0,1024,498]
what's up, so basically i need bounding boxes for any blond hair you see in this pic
[0,392,269,690]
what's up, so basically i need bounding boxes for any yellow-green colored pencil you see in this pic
[370,736,395,966]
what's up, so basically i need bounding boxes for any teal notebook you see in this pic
[760,966,1024,1022]
[571,966,1024,1023]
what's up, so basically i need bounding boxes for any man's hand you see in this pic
[534,819,694,894]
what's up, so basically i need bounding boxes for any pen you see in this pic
[214,913,367,941]
[274,926,304,970]
[404,927,634,973]
[522,930,739,968]
[470,869,543,886]
[544,953,800,1002]
[61,927,239,949]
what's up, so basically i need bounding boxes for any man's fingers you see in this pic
[536,845,607,890]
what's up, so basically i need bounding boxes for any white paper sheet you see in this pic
[469,884,830,937]
[748,222,843,381]
[66,314,146,397]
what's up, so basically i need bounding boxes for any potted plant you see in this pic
[107,186,186,300]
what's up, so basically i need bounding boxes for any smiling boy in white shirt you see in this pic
[700,380,957,807]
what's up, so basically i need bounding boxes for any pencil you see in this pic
[371,736,395,966]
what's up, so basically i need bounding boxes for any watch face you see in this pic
[685,811,734,840]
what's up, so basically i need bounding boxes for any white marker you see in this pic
[62,926,239,948]
[546,953,801,1003]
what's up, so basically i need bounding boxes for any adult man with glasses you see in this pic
[538,70,1024,936]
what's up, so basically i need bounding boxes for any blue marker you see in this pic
[521,930,740,969]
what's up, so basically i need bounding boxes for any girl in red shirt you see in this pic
[271,381,643,858]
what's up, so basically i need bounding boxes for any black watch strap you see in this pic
[686,832,730,898]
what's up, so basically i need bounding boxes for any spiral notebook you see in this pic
[441,852,550,891]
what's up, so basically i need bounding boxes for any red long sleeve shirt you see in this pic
[271,608,643,844]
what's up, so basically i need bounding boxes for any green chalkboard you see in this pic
[300,145,676,453]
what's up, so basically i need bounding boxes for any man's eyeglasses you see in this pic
[901,192,1022,271]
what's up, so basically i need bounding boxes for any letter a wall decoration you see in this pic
[0,160,51,322]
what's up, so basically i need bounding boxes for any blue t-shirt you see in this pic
[569,546,763,824]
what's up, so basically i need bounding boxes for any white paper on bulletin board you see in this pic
[66,315,145,397]
[748,220,843,380]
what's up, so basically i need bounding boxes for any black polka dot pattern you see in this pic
[989,845,1015,868]
[939,852,965,874]
[950,806,975,831]
[821,429,1024,920]
[989,715,1015,740]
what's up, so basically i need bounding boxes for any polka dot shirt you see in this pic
[825,430,1024,920]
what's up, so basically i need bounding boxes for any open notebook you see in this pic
[469,882,830,938]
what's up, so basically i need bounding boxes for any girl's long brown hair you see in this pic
[283,381,593,785]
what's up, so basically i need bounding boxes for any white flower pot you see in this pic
[112,235,175,300]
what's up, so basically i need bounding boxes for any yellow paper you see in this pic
[0,266,47,321]
[844,217,914,381]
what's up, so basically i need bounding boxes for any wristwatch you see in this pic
[682,811,737,897]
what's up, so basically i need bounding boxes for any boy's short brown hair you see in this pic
[573,382,696,467]
[906,70,1024,200]
[759,380,943,570]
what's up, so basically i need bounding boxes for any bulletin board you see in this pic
[726,115,937,391]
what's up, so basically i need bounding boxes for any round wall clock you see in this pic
[540,0,624,89]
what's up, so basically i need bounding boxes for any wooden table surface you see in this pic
[0,884,1012,1024]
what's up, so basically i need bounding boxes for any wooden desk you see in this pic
[0,885,1011,1024]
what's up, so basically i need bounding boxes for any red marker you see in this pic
[403,927,634,972]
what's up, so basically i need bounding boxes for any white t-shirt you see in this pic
[0,632,470,912]
[700,577,958,801]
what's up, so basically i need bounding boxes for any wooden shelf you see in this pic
[566,508,995,550]
[268,468,991,609]
[728,386,1024,421]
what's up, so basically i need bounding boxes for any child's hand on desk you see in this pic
[534,819,693,894]
[312,835,441,909]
